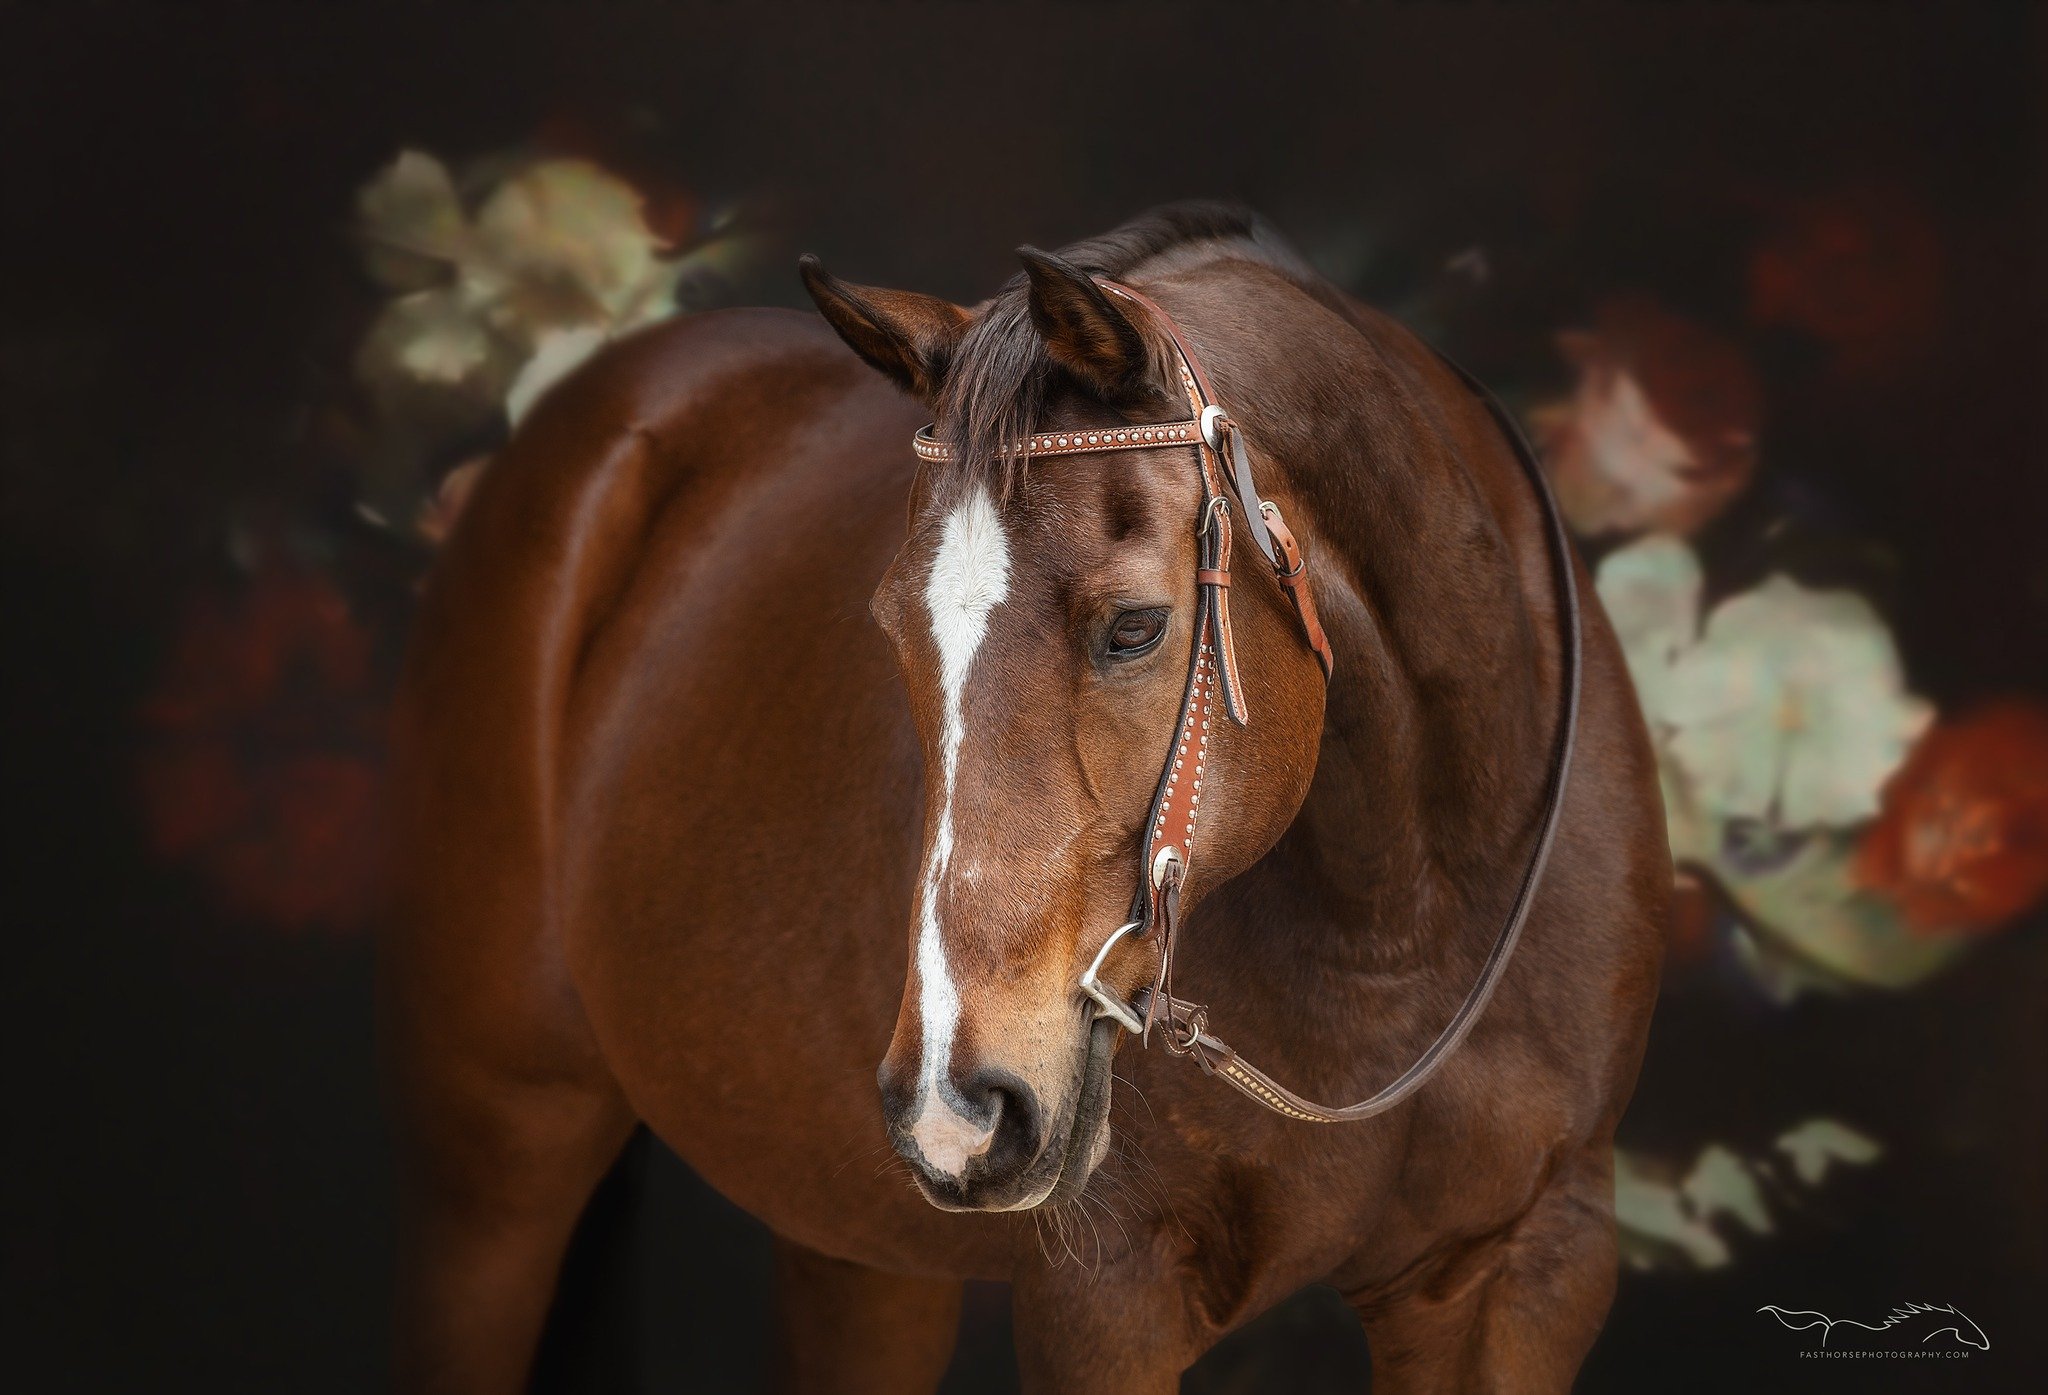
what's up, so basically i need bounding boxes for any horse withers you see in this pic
[387,204,1666,1393]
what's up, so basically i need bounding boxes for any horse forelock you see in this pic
[927,201,1321,508]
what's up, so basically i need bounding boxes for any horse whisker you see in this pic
[1111,1069,1158,1125]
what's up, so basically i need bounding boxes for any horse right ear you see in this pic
[1016,246,1159,403]
[799,255,970,404]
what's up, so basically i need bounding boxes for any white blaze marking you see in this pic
[909,487,1010,1176]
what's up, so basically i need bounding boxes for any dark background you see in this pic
[4,4,2043,1391]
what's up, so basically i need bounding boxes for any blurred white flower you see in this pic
[1719,832,1965,998]
[1598,539,1958,996]
[1596,533,1703,732]
[356,150,471,288]
[357,286,498,390]
[354,150,681,419]
[1599,540,1931,830]
[1665,576,1931,829]
[472,161,677,326]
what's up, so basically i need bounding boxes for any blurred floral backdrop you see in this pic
[137,131,776,937]
[8,6,2043,1392]
[131,126,2048,1361]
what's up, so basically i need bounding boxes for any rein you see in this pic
[910,278,1582,1124]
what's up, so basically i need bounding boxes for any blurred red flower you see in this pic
[1747,184,1944,377]
[137,563,386,931]
[1855,699,2048,937]
[1534,295,1762,538]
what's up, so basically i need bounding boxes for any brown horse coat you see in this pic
[388,206,1665,1393]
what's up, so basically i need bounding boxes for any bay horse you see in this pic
[387,203,1665,1393]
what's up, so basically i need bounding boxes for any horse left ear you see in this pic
[798,255,970,404]
[1017,246,1158,403]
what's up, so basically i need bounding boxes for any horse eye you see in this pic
[1105,608,1169,660]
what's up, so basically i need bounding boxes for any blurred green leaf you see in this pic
[1683,1145,1772,1236]
[1776,1119,1882,1187]
[1615,1149,1731,1270]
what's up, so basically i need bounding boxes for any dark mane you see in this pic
[933,201,1322,499]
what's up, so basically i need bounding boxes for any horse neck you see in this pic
[1220,287,1553,976]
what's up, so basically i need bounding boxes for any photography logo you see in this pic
[1757,1302,1988,1360]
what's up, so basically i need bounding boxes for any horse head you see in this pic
[802,246,1327,1210]
[1895,1302,1990,1351]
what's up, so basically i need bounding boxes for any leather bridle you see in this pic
[910,277,1581,1124]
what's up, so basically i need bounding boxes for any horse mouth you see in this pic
[1030,1014,1119,1208]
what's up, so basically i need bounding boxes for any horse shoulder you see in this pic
[389,306,907,1065]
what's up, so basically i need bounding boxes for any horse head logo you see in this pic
[1758,1301,1988,1351]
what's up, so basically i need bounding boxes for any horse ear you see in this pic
[1016,246,1157,402]
[798,255,969,403]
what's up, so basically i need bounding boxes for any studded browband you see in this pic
[911,279,1582,1126]
[912,418,1203,463]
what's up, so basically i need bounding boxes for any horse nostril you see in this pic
[877,1057,913,1119]
[961,1067,1043,1176]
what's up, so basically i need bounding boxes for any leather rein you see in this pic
[910,277,1582,1124]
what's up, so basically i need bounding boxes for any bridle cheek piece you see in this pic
[911,277,1582,1125]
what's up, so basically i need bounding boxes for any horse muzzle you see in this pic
[879,1017,1117,1212]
